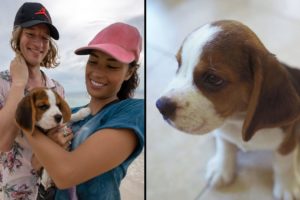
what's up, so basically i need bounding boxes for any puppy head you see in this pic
[156,20,300,139]
[16,88,71,134]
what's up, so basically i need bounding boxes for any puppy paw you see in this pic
[41,170,53,190]
[205,156,235,188]
[273,180,300,200]
[70,107,91,122]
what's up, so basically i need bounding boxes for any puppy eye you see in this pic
[204,74,224,85]
[201,73,225,90]
[38,104,49,110]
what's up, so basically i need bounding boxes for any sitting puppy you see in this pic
[156,20,300,200]
[15,87,90,192]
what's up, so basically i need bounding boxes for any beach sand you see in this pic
[120,152,144,200]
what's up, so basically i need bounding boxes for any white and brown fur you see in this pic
[156,20,300,200]
[15,87,90,190]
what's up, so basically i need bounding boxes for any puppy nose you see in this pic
[156,97,176,119]
[54,114,62,123]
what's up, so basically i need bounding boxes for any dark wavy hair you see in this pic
[117,61,140,100]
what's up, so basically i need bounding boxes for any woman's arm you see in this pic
[0,56,28,151]
[31,126,73,171]
[24,128,138,189]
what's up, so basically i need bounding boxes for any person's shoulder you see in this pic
[110,98,144,113]
[41,70,65,98]
[41,70,63,89]
[111,99,144,117]
[50,78,63,89]
[71,105,89,114]
[118,98,144,107]
[44,74,65,97]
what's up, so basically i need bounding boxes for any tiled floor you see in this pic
[147,0,300,199]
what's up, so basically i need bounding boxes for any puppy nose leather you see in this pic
[156,97,177,120]
[54,114,62,123]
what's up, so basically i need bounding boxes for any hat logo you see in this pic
[35,7,49,20]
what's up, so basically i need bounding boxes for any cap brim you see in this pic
[20,20,59,40]
[75,44,135,64]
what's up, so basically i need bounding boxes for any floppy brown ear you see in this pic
[15,95,36,134]
[61,99,71,123]
[55,93,71,123]
[242,47,300,141]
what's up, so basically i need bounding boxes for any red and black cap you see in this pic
[14,2,59,40]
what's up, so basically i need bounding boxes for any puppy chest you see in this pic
[215,122,285,151]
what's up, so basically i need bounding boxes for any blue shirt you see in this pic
[55,99,144,200]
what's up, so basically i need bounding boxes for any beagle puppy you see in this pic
[15,87,90,190]
[16,87,90,134]
[16,87,71,134]
[156,20,300,200]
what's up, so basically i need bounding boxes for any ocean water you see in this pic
[65,91,91,108]
[65,90,144,108]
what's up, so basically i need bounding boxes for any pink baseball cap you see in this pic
[75,22,142,64]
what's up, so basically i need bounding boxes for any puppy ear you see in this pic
[15,95,36,134]
[242,46,300,141]
[57,95,71,123]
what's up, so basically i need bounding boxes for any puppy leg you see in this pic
[41,169,53,190]
[272,147,300,200]
[70,107,91,122]
[206,135,237,188]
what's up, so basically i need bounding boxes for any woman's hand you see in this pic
[10,54,28,87]
[48,126,74,150]
[30,126,73,171]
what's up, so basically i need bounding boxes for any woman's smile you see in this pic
[90,79,106,88]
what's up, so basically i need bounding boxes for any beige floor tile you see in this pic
[147,0,300,199]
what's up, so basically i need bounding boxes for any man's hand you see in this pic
[10,54,28,87]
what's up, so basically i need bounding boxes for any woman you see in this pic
[0,3,71,199]
[23,22,144,200]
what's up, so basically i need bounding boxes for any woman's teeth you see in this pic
[91,80,104,87]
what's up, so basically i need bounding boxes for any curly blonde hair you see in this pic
[10,26,59,68]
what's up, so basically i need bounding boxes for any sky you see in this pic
[0,0,144,106]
